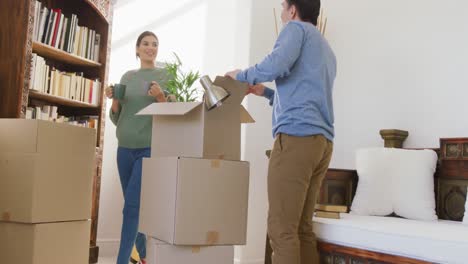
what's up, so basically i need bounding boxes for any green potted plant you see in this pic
[164,53,201,102]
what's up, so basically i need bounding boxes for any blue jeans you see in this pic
[116,147,150,264]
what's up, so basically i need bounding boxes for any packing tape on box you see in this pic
[2,212,11,221]
[211,160,220,168]
[206,231,219,245]
[191,246,201,253]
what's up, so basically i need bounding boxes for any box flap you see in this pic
[240,106,255,123]
[137,102,202,116]
[213,76,248,104]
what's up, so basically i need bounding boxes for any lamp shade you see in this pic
[200,75,230,110]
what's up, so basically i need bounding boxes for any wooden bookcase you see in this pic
[0,0,113,262]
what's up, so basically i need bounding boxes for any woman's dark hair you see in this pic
[136,31,158,59]
[286,0,321,26]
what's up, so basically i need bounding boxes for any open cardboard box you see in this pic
[137,76,255,161]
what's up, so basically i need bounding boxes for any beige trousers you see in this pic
[267,134,333,264]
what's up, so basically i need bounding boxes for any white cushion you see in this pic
[463,187,468,224]
[351,148,438,221]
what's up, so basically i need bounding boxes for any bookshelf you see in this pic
[0,0,113,262]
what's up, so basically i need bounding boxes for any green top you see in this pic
[110,68,169,149]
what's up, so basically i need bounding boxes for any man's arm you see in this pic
[236,22,304,84]
[263,87,275,106]
[248,84,275,106]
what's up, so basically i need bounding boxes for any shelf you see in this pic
[84,0,110,24]
[32,41,101,67]
[28,90,99,108]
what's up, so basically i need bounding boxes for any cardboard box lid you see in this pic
[212,76,247,105]
[240,106,255,123]
[0,119,96,154]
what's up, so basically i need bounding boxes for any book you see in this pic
[62,15,72,51]
[68,14,78,53]
[29,54,37,90]
[33,1,41,41]
[41,8,52,43]
[26,107,34,119]
[37,7,48,43]
[46,10,57,45]
[315,204,348,213]
[94,34,100,62]
[50,9,62,47]
[54,13,64,49]
[315,211,340,219]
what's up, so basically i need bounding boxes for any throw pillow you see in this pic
[350,148,438,221]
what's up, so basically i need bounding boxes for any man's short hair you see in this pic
[286,0,321,26]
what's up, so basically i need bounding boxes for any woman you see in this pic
[105,31,168,264]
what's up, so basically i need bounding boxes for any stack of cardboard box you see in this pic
[0,120,96,264]
[137,76,254,264]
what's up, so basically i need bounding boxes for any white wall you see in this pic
[322,0,468,168]
[237,0,277,263]
[99,0,468,263]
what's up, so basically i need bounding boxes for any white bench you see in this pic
[314,213,468,264]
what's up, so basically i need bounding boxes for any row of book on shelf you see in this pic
[32,0,101,62]
[26,105,98,129]
[30,53,101,105]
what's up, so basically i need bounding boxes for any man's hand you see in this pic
[247,84,265,96]
[225,69,241,80]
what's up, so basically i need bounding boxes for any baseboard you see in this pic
[234,258,264,264]
[97,239,120,258]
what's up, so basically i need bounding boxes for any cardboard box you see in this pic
[0,220,90,264]
[140,157,249,245]
[147,237,234,264]
[137,76,254,160]
[0,119,96,223]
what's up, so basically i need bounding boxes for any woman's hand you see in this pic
[166,94,177,102]
[105,85,121,113]
[247,84,265,96]
[148,81,166,102]
[105,86,114,99]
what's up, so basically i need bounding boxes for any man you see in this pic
[225,0,336,263]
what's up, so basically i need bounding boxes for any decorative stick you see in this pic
[318,8,323,32]
[322,17,328,36]
[273,8,279,37]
